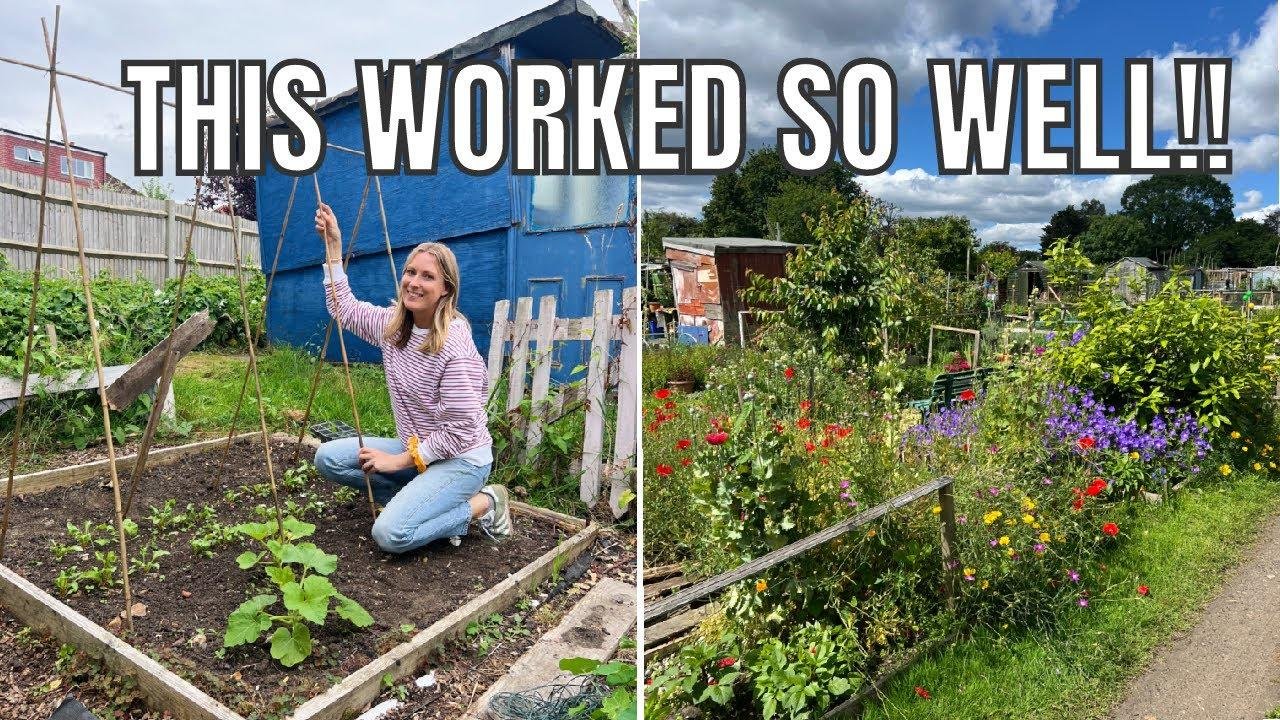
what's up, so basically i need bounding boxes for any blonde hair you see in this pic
[383,242,461,354]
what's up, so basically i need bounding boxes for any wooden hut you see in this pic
[662,237,795,345]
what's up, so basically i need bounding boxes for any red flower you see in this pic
[646,421,660,433]
[800,400,812,414]
[774,422,785,434]
[1072,497,1084,511]
[784,367,795,381]
[705,431,729,445]
[1102,522,1119,537]
[819,457,829,465]
[676,438,692,451]
[836,426,853,439]
[680,457,692,466]
[655,464,673,476]
[716,657,737,669]
[664,401,676,410]
[915,686,931,700]
[1137,585,1150,597]
[797,417,811,430]
[654,388,671,400]
[1085,478,1107,497]
[1077,436,1096,451]
[821,436,832,448]
[805,441,816,453]
[957,389,976,402]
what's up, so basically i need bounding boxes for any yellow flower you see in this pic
[981,580,990,590]
[1005,519,1017,526]
[983,510,1002,525]
[998,536,1010,546]
[963,567,976,576]
[866,529,877,538]
[932,505,942,515]
[1221,464,1233,476]
[1243,446,1250,453]
[1022,514,1035,524]
[1006,548,1016,557]
[1232,431,1242,439]
[1255,463,1263,471]
[755,579,767,593]
[1021,497,1036,511]
[1033,522,1042,529]
[1039,532,1051,542]
[1129,451,1140,460]
[1270,461,1276,469]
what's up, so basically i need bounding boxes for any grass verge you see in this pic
[173,346,394,437]
[860,474,1280,720]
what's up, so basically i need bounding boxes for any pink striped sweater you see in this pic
[323,266,493,463]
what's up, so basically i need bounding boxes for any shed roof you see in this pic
[1113,257,1167,270]
[662,237,798,255]
[267,0,624,127]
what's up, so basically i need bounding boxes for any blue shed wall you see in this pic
[257,30,635,384]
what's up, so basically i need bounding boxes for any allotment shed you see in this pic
[662,237,795,346]
[254,0,635,379]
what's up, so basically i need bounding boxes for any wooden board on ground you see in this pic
[0,563,246,720]
[464,577,637,720]
[0,434,597,720]
[105,310,213,410]
[642,603,718,662]
[7,432,258,496]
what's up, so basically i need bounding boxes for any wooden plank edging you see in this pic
[0,563,246,720]
[8,432,258,496]
[288,523,600,720]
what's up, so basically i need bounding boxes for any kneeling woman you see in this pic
[312,202,509,553]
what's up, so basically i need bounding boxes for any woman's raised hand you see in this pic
[314,203,342,261]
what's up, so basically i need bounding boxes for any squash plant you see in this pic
[223,516,373,667]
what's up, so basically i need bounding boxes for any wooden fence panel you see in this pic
[0,167,259,285]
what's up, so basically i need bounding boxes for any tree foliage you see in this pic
[1039,201,1104,254]
[1077,214,1147,265]
[1119,174,1233,262]
[197,175,258,221]
[893,215,977,276]
[641,209,703,262]
[1181,219,1278,268]
[702,148,861,241]
[763,182,851,246]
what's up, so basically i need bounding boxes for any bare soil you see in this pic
[0,438,568,719]
[1109,513,1280,720]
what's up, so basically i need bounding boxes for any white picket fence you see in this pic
[486,287,638,518]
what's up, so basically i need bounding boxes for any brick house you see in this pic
[0,127,106,188]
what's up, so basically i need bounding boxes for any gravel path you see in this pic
[1110,513,1280,720]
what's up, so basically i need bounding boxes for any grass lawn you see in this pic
[173,346,395,438]
[860,474,1280,720]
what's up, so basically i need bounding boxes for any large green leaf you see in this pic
[223,594,276,647]
[269,623,312,667]
[281,542,338,575]
[281,575,335,625]
[282,516,316,540]
[231,521,277,542]
[334,592,374,628]
[235,551,262,570]
[265,565,296,587]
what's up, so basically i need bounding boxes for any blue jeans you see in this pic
[313,437,492,554]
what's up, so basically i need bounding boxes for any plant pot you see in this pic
[667,379,695,394]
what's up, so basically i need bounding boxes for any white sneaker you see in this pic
[478,485,511,542]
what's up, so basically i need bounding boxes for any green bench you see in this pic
[908,368,996,418]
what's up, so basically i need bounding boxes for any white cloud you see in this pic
[1151,4,1277,137]
[0,1,623,200]
[978,222,1044,248]
[1240,203,1279,223]
[1238,189,1265,212]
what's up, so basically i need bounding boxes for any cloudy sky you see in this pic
[0,0,624,202]
[640,0,1279,249]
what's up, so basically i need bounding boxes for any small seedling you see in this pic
[129,543,170,575]
[332,486,359,504]
[48,538,84,561]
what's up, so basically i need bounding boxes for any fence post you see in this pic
[164,198,176,282]
[937,478,959,610]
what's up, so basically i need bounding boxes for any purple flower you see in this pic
[1034,543,1046,554]
[1078,597,1089,607]
[1069,569,1080,583]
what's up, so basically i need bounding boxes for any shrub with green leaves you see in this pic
[1042,275,1280,435]
[223,516,373,667]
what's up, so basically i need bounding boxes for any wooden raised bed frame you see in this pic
[0,434,598,720]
